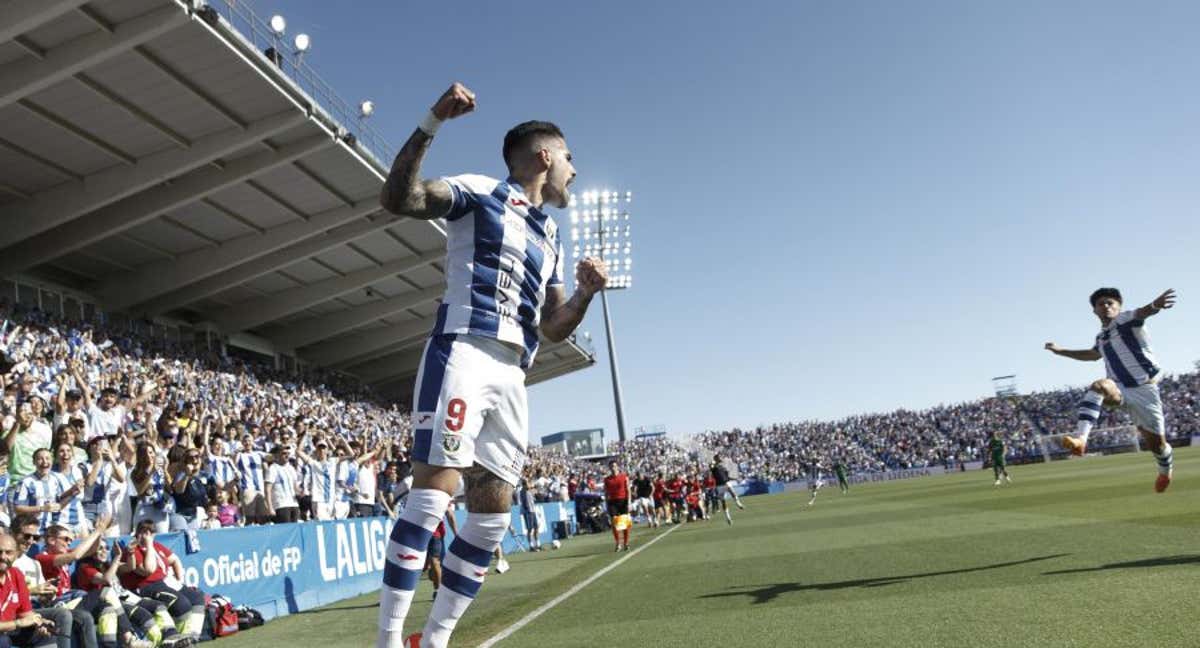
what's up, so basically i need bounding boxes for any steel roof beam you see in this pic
[99,196,379,310]
[0,5,188,108]
[349,347,427,385]
[209,249,441,333]
[0,133,332,277]
[268,286,442,350]
[127,213,405,316]
[301,316,434,367]
[0,110,304,248]
[0,0,91,44]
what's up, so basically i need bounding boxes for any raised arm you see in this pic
[378,83,476,220]
[1044,343,1102,362]
[1134,288,1177,321]
[540,257,608,343]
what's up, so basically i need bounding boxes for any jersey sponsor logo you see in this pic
[510,198,529,207]
[415,412,434,426]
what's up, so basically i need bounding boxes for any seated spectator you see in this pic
[0,531,60,648]
[117,520,206,643]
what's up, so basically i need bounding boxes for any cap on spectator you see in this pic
[65,389,82,401]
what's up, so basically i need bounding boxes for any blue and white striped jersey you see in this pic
[435,174,565,368]
[80,460,118,519]
[235,450,265,493]
[304,458,338,504]
[337,460,358,503]
[205,456,238,489]
[52,463,86,529]
[1094,311,1161,388]
[266,462,298,509]
[13,472,69,531]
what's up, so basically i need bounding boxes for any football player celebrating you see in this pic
[1046,288,1177,492]
[376,82,607,648]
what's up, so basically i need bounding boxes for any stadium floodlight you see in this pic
[269,14,287,35]
[569,187,635,445]
[359,100,375,118]
[293,33,310,52]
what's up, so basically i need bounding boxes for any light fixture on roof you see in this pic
[359,100,375,118]
[269,15,287,35]
[294,33,310,53]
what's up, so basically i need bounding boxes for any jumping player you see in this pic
[376,82,608,648]
[711,454,744,515]
[987,432,1011,486]
[603,461,631,551]
[1045,288,1177,492]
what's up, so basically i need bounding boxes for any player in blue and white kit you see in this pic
[376,83,607,648]
[1046,287,1178,492]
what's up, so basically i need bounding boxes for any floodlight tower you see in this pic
[570,189,634,445]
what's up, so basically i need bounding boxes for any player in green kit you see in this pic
[833,461,849,494]
[988,431,1011,486]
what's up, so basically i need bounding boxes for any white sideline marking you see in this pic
[476,525,679,647]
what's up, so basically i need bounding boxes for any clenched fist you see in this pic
[431,82,476,121]
[575,257,608,297]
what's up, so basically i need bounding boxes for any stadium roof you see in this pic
[0,0,594,399]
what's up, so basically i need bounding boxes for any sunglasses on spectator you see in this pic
[17,532,41,541]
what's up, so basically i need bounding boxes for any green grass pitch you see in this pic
[219,447,1199,647]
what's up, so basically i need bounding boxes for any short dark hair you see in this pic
[136,519,158,535]
[12,513,39,531]
[1090,287,1122,307]
[502,121,564,170]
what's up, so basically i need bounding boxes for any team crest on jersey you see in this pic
[442,434,462,454]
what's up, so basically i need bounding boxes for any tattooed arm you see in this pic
[378,83,477,220]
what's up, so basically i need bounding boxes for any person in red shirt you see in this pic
[73,541,189,648]
[666,473,686,524]
[686,474,705,522]
[652,473,668,527]
[602,461,631,551]
[117,520,207,643]
[0,533,58,647]
[37,520,155,648]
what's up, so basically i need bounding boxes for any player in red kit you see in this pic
[652,473,668,527]
[603,461,631,551]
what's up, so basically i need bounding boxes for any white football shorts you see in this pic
[412,334,528,486]
[1118,382,1166,437]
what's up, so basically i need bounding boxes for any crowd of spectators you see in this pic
[4,296,1200,526]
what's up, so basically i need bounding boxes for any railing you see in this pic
[198,0,397,167]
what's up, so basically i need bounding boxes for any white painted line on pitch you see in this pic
[477,524,679,647]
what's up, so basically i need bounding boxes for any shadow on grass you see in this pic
[1043,554,1200,575]
[699,553,1070,604]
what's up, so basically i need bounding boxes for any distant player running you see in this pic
[1045,288,1177,492]
[376,83,607,648]
[987,432,1011,486]
[603,461,632,551]
[806,462,825,507]
[833,461,849,494]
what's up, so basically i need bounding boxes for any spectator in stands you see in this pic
[265,445,299,524]
[12,449,72,533]
[0,530,60,648]
[72,540,188,648]
[129,444,172,534]
[50,442,87,533]
[8,514,85,648]
[169,448,210,530]
[117,520,206,644]
[5,404,49,483]
[81,437,125,537]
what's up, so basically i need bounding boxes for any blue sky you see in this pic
[248,0,1200,442]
